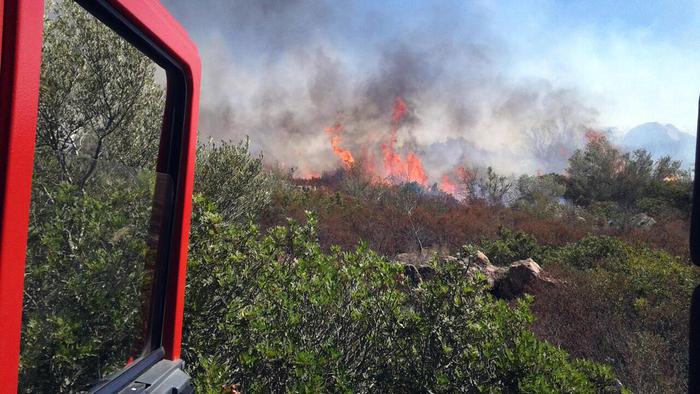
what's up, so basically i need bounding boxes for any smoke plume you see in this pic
[163,0,599,180]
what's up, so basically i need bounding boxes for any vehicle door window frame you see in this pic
[0,0,200,391]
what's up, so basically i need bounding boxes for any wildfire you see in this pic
[380,97,429,185]
[361,146,377,178]
[585,129,606,144]
[324,121,355,169]
[319,96,435,188]
[298,171,321,180]
[391,96,408,123]
[439,174,456,195]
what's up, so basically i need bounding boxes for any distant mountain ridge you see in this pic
[618,122,695,167]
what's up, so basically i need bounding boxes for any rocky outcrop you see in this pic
[403,263,436,285]
[396,248,447,285]
[492,258,557,299]
[399,251,557,299]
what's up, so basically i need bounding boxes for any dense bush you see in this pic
[23,2,695,393]
[545,235,629,270]
[195,138,271,224]
[530,237,699,393]
[21,175,155,392]
[565,137,692,216]
[184,198,625,392]
[20,1,166,390]
[479,227,544,266]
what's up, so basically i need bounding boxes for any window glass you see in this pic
[19,1,168,391]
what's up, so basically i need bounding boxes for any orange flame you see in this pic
[380,97,428,185]
[361,146,377,179]
[324,121,355,169]
[406,153,428,185]
[439,174,456,195]
[298,171,321,180]
[392,96,408,123]
[314,96,431,186]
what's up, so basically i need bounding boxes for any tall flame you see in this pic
[324,121,355,169]
[439,174,456,195]
[406,153,428,185]
[381,97,428,185]
[319,96,429,186]
[391,96,408,123]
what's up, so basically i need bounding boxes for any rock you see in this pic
[399,251,558,299]
[403,264,436,285]
[492,258,557,299]
[630,213,656,229]
[474,250,491,267]
[395,247,449,266]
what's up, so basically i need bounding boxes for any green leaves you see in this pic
[195,138,271,225]
[183,202,624,392]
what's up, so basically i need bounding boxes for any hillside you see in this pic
[620,122,696,167]
[244,134,695,393]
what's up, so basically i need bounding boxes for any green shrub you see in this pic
[195,138,271,224]
[546,235,629,270]
[184,198,624,392]
[479,227,544,265]
[534,236,698,393]
[21,177,155,392]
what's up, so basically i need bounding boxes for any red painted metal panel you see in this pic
[0,0,44,388]
[0,0,4,59]
[106,0,201,360]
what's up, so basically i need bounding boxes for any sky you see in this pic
[491,0,700,134]
[161,0,700,176]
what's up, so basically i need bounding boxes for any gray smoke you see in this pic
[163,0,598,178]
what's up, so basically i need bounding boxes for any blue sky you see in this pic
[488,0,700,133]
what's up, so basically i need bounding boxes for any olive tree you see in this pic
[36,0,164,188]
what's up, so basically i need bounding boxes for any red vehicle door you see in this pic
[0,0,200,391]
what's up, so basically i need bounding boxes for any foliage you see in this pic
[480,166,517,206]
[565,137,691,217]
[479,227,544,266]
[195,138,271,224]
[516,173,566,218]
[22,2,695,393]
[529,236,699,393]
[20,1,166,391]
[546,235,629,270]
[184,200,624,392]
[457,166,517,205]
[37,0,164,187]
[21,174,155,392]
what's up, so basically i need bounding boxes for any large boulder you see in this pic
[463,251,503,287]
[493,258,557,299]
[398,251,557,299]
